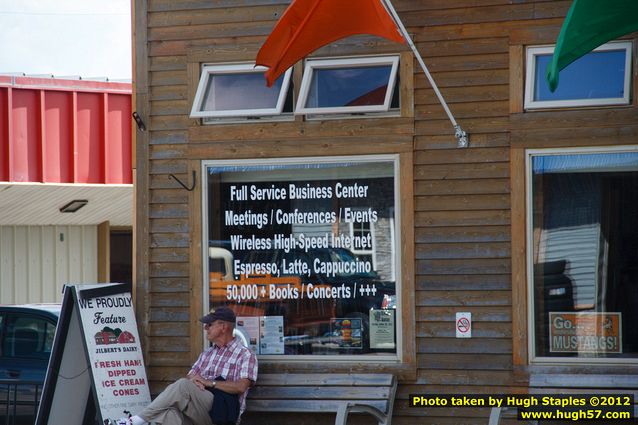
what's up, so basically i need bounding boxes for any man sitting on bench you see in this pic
[121,307,258,425]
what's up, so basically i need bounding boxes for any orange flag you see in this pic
[256,0,405,86]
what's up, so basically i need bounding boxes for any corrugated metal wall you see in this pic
[0,225,97,304]
[0,76,132,184]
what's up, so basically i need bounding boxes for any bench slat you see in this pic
[247,399,389,413]
[249,385,391,400]
[245,373,397,425]
[253,373,394,387]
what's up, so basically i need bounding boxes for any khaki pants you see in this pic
[139,378,214,425]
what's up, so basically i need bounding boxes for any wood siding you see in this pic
[135,1,638,423]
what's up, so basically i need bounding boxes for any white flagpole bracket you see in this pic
[455,125,468,148]
[381,0,469,148]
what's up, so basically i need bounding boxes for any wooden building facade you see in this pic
[133,1,638,423]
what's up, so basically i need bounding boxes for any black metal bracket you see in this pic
[169,170,196,191]
[132,111,146,132]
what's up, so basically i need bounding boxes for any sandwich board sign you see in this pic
[36,283,151,425]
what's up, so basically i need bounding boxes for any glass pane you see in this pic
[534,49,626,101]
[0,314,4,356]
[306,65,392,108]
[44,321,56,352]
[201,72,285,112]
[531,151,638,359]
[7,316,52,359]
[207,159,398,356]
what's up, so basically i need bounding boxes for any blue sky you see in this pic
[0,0,132,80]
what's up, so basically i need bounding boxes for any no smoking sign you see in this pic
[455,312,472,338]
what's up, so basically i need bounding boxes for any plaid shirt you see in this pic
[189,336,258,414]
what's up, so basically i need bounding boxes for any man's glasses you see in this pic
[204,321,221,329]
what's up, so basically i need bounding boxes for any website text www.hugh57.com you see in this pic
[519,408,631,421]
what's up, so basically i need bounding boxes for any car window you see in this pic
[2,315,55,359]
[44,320,56,352]
[0,313,4,357]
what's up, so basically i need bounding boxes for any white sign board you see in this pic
[37,283,151,425]
[455,312,472,338]
[77,285,151,419]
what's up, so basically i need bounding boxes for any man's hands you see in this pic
[187,374,252,394]
[188,373,213,390]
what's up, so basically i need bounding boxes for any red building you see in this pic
[118,331,136,344]
[0,75,133,303]
[95,331,118,345]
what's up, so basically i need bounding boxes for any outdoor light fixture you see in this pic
[59,199,88,213]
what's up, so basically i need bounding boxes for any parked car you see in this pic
[0,304,60,425]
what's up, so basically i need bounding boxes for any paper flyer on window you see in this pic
[370,309,395,349]
[259,316,284,354]
[235,316,259,353]
[330,318,362,349]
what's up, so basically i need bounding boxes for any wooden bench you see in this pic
[245,373,397,425]
[488,406,520,425]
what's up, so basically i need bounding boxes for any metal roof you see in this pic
[0,183,132,226]
[0,76,133,226]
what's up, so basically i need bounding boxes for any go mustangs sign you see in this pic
[549,312,622,354]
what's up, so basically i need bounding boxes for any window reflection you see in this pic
[534,50,626,102]
[307,65,392,108]
[531,151,638,359]
[202,72,286,111]
[206,158,399,356]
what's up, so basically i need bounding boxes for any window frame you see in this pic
[524,41,632,110]
[201,154,405,363]
[295,55,400,115]
[349,219,376,269]
[525,145,638,365]
[190,63,293,119]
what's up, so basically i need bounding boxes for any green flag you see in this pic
[546,0,638,92]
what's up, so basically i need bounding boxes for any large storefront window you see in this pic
[528,148,638,362]
[204,156,400,358]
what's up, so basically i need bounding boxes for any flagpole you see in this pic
[381,0,469,148]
